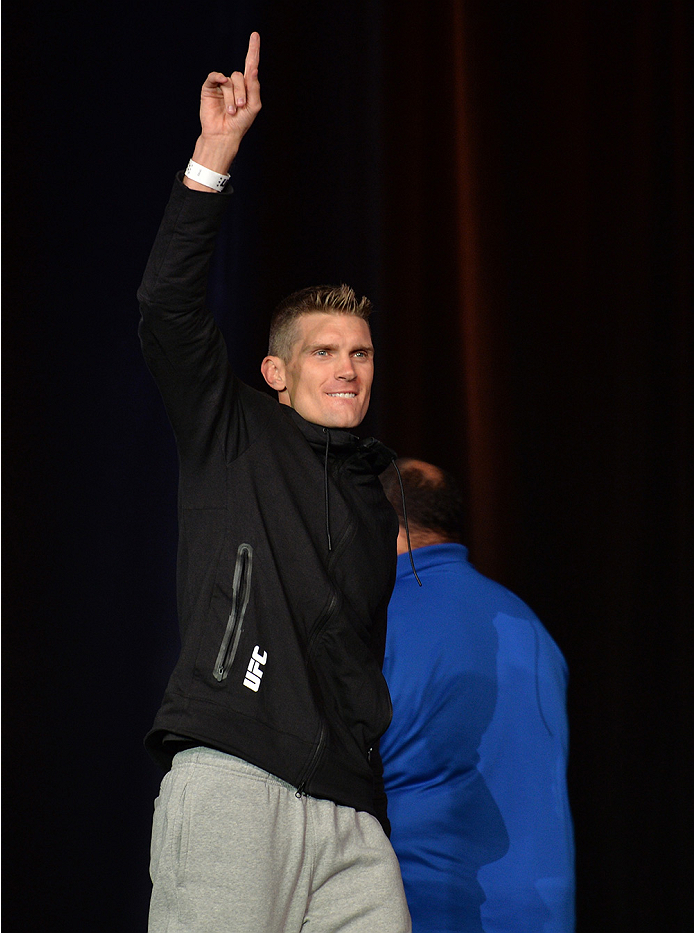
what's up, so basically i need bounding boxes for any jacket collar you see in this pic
[281,406,396,475]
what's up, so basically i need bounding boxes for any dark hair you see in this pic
[381,458,465,543]
[268,285,372,360]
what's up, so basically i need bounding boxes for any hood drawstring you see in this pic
[323,428,332,551]
[392,459,422,586]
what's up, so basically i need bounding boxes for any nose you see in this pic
[336,354,357,380]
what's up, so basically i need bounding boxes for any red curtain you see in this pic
[378,1,692,927]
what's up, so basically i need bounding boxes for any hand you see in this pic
[185,32,261,186]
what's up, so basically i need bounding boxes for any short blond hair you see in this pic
[268,285,372,360]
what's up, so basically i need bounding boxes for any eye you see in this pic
[315,349,328,357]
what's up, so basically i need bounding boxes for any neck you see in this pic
[396,527,451,555]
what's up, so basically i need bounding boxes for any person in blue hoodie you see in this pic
[380,459,575,933]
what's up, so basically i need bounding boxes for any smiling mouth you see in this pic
[328,392,357,398]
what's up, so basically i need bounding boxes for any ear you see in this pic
[261,355,287,392]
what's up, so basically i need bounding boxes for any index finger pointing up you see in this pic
[244,32,260,79]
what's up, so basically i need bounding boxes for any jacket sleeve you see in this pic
[370,741,391,837]
[369,580,395,836]
[137,173,244,461]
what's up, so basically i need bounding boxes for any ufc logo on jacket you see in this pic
[243,646,267,692]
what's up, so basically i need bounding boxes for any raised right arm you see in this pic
[137,34,262,457]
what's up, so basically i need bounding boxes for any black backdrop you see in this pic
[3,1,692,929]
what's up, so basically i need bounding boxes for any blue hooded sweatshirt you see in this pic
[380,544,575,933]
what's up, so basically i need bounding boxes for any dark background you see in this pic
[3,1,692,929]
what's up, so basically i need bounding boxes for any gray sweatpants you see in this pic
[148,746,411,932]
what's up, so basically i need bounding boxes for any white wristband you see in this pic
[184,159,231,192]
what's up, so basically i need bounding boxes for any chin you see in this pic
[327,409,366,429]
[334,418,361,429]
[296,399,368,429]
[325,399,369,430]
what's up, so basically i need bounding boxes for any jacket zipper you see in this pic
[295,719,327,798]
[213,543,253,682]
[294,590,337,797]
[296,481,372,795]
[296,513,368,794]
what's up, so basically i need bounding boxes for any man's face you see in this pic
[271,313,374,429]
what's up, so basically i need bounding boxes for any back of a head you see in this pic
[268,285,372,360]
[381,458,465,545]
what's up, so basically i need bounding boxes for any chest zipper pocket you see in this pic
[213,543,253,682]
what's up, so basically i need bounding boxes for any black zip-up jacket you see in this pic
[138,176,399,830]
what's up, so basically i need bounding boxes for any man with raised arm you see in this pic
[138,33,410,933]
